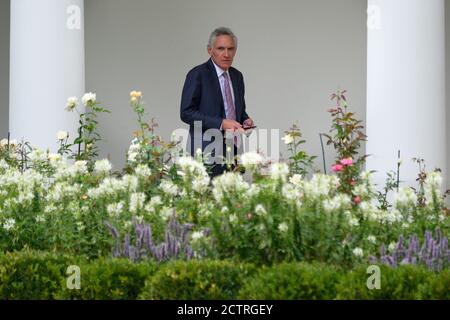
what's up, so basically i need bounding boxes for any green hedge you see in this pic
[0,250,448,299]
[238,262,342,299]
[57,258,157,300]
[138,259,255,300]
[0,250,82,299]
[336,264,450,300]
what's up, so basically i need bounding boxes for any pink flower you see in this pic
[353,196,361,205]
[331,164,343,172]
[340,157,353,166]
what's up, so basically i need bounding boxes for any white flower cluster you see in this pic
[359,201,403,225]
[255,204,267,216]
[28,148,48,164]
[177,156,210,193]
[282,183,301,201]
[135,164,152,178]
[191,231,204,242]
[129,192,146,213]
[355,171,375,197]
[2,218,16,231]
[107,201,124,217]
[87,175,138,199]
[394,187,417,209]
[270,162,289,181]
[240,152,264,170]
[159,180,178,196]
[289,174,303,187]
[127,138,141,163]
[81,92,96,106]
[212,172,250,203]
[424,171,443,206]
[322,194,352,213]
[65,97,78,111]
[278,222,289,233]
[53,160,88,180]
[301,174,340,201]
[352,247,364,257]
[94,159,112,175]
[46,182,81,202]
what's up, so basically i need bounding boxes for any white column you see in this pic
[366,0,446,189]
[10,0,85,151]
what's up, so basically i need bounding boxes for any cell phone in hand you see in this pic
[243,125,257,130]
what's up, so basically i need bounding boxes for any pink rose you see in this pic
[331,164,344,172]
[340,157,353,166]
[353,196,361,205]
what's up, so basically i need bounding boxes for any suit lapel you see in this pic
[206,59,225,118]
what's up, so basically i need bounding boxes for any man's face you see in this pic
[208,35,236,71]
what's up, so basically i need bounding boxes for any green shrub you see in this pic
[139,259,255,300]
[57,258,157,300]
[238,262,341,299]
[0,250,82,299]
[335,264,446,299]
[417,269,450,299]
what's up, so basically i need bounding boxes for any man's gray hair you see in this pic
[208,27,238,48]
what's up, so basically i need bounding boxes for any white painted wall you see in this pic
[366,0,447,189]
[9,0,85,150]
[84,0,367,171]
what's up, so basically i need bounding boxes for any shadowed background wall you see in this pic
[0,0,9,139]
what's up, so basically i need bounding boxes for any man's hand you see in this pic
[243,118,254,129]
[222,119,243,132]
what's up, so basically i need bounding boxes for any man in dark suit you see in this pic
[180,27,254,177]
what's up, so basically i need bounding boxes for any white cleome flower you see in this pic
[323,194,351,213]
[160,207,174,221]
[0,138,9,147]
[240,152,264,169]
[177,156,208,178]
[65,96,78,111]
[367,235,377,244]
[352,247,364,257]
[3,218,16,231]
[255,204,267,216]
[72,160,88,175]
[192,175,210,193]
[424,171,443,206]
[388,242,397,253]
[150,195,162,207]
[129,192,146,213]
[289,174,303,187]
[160,180,178,196]
[212,172,249,203]
[107,201,124,217]
[394,187,417,209]
[94,159,112,175]
[191,231,204,242]
[135,165,152,178]
[270,162,289,181]
[28,148,48,163]
[47,153,62,163]
[56,130,68,140]
[281,134,294,145]
[278,222,289,233]
[81,92,96,106]
[229,214,238,224]
[302,174,340,200]
[348,217,360,227]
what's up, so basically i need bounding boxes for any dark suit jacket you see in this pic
[180,58,249,155]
